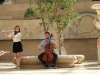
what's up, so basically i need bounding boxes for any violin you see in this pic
[42,33,54,63]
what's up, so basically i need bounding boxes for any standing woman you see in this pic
[4,25,23,69]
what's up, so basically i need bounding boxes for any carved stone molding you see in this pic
[91,4,100,29]
[78,13,96,33]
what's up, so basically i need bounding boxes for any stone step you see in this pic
[11,0,35,4]
[0,4,34,19]
[0,16,12,19]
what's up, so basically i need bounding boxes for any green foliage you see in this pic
[47,0,54,4]
[36,0,80,31]
[26,0,80,30]
[24,7,34,19]
[28,0,32,5]
[24,7,40,19]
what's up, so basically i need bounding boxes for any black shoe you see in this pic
[44,64,49,69]
[50,64,57,69]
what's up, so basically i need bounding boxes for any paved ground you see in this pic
[0,61,100,75]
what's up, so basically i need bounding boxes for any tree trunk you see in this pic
[38,0,47,32]
[41,16,47,32]
[58,30,61,55]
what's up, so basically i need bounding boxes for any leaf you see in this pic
[39,22,43,27]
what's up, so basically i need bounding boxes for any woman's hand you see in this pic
[4,32,9,37]
[9,31,15,38]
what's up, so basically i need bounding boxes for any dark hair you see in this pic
[14,25,20,35]
[45,32,53,38]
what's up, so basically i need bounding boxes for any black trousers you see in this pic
[38,52,58,66]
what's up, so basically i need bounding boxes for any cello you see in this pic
[42,33,54,63]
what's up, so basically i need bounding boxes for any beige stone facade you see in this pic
[0,0,100,61]
[0,1,99,19]
[0,20,99,39]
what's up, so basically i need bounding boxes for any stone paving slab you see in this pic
[0,61,100,75]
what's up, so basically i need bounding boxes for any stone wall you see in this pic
[0,20,100,39]
[0,20,45,39]
[0,1,100,39]
[11,0,98,4]
[0,39,97,61]
[0,1,99,19]
[0,4,30,19]
[11,0,36,4]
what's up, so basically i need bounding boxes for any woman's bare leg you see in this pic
[16,52,21,67]
[14,53,18,66]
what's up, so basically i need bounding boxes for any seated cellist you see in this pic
[38,32,58,69]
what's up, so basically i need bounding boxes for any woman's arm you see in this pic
[4,32,13,38]
[8,32,21,38]
[4,32,10,38]
[0,51,10,56]
[10,33,15,38]
[0,52,6,56]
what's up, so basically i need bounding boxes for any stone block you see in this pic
[12,55,78,69]
[70,55,85,64]
[0,11,6,16]
[0,16,12,19]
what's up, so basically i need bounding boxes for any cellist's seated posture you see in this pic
[38,32,58,69]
